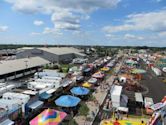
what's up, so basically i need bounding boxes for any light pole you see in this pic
[24,60,28,69]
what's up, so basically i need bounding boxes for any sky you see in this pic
[0,0,166,47]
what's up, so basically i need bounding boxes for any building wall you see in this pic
[59,53,75,63]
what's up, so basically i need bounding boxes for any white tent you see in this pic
[119,77,127,83]
[162,67,166,73]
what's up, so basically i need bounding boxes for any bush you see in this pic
[78,103,89,116]
[44,64,49,69]
[88,94,96,101]
[62,119,78,125]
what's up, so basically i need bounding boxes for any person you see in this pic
[113,118,120,125]
[140,120,145,125]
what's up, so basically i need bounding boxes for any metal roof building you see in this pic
[16,47,86,63]
[0,57,50,82]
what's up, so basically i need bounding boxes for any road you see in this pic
[141,60,166,103]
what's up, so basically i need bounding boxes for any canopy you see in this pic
[131,69,146,74]
[76,76,84,81]
[40,92,52,100]
[126,60,138,65]
[70,87,90,95]
[100,67,109,72]
[119,74,132,79]
[135,92,143,103]
[162,67,166,72]
[92,72,104,79]
[117,107,128,113]
[82,82,92,88]
[84,68,91,72]
[101,119,146,125]
[69,66,79,72]
[88,78,97,84]
[150,102,165,111]
[46,88,57,94]
[29,100,44,110]
[1,119,14,125]
[30,108,67,125]
[55,95,81,107]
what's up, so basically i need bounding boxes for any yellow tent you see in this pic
[100,67,109,71]
[82,82,92,88]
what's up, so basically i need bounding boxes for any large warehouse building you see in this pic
[0,57,49,82]
[16,47,86,63]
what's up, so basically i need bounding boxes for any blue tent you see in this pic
[70,87,90,95]
[55,95,81,107]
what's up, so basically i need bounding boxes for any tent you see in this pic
[162,67,166,72]
[100,67,110,72]
[55,95,81,107]
[88,78,97,84]
[70,86,90,95]
[29,108,67,125]
[92,72,104,79]
[82,82,92,88]
[131,69,146,74]
[101,119,146,125]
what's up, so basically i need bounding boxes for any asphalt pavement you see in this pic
[141,60,166,103]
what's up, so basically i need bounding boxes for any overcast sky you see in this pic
[0,0,166,46]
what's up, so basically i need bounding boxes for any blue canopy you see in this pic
[70,87,90,95]
[39,92,52,100]
[55,95,81,107]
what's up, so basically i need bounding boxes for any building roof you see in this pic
[3,92,30,99]
[38,47,86,56]
[135,92,143,103]
[111,85,122,96]
[0,57,49,75]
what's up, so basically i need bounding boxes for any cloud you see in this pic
[33,20,44,26]
[43,27,62,35]
[124,34,144,40]
[4,0,121,32]
[158,31,166,37]
[31,32,41,35]
[103,9,166,33]
[0,26,8,32]
[156,0,162,2]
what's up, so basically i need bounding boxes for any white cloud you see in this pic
[103,10,166,33]
[158,31,166,37]
[0,26,8,32]
[43,27,62,35]
[33,20,44,26]
[124,34,144,40]
[31,32,41,35]
[4,0,121,32]
[156,0,162,2]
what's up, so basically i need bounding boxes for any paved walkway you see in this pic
[74,57,124,125]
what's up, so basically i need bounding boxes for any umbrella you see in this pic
[70,86,90,95]
[55,95,81,107]
[29,108,67,125]
[131,69,146,74]
[82,82,92,88]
